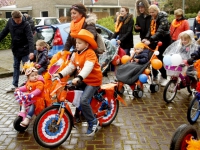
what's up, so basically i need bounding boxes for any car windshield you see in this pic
[35,19,42,25]
[188,18,194,27]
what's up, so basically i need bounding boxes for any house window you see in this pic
[41,11,48,17]
[59,9,64,17]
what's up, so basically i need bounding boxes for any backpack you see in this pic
[96,33,106,54]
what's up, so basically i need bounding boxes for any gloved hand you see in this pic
[187,58,195,65]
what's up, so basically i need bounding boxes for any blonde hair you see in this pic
[174,9,183,16]
[11,10,22,18]
[149,4,160,13]
[36,40,50,50]
[180,33,192,45]
[197,38,200,45]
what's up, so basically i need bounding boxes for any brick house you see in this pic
[0,0,137,20]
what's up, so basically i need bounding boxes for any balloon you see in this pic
[111,55,121,66]
[110,39,117,46]
[163,55,172,66]
[121,55,131,64]
[139,74,148,83]
[171,54,182,66]
[144,68,151,75]
[151,59,162,70]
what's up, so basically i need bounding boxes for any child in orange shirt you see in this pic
[54,29,103,136]
[16,66,45,127]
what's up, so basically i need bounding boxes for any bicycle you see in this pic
[163,65,196,103]
[33,78,126,148]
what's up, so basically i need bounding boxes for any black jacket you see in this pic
[112,14,134,49]
[34,49,50,69]
[134,14,151,40]
[145,11,171,54]
[134,49,149,64]
[26,16,35,34]
[0,16,34,57]
[193,18,200,33]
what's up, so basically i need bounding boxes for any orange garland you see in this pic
[150,19,156,35]
[115,15,123,32]
[171,19,183,28]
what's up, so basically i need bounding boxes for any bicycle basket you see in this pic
[165,65,182,77]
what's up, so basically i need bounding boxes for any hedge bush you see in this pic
[0,18,11,50]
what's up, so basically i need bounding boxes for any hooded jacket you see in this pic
[64,13,97,51]
[135,0,151,40]
[112,13,134,49]
[0,16,34,57]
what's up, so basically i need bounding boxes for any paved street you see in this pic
[0,73,198,150]
[0,35,199,150]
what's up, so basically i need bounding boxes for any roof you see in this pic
[0,5,32,10]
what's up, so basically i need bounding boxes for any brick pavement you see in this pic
[0,72,198,150]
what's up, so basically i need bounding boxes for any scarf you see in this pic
[196,16,200,24]
[171,19,183,28]
[115,15,123,32]
[150,19,156,35]
[70,17,85,34]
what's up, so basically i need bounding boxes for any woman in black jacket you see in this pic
[112,7,134,56]
[142,5,171,86]
[193,10,200,39]
[134,0,151,40]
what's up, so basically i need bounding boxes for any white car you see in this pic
[33,17,61,26]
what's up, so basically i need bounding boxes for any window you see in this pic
[41,11,48,17]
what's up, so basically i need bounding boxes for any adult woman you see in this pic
[63,3,97,51]
[193,10,200,39]
[142,5,171,86]
[112,7,134,56]
[134,0,151,40]
[170,9,189,43]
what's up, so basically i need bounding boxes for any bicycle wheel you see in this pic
[187,97,200,124]
[170,124,198,150]
[163,80,177,103]
[99,99,119,127]
[13,116,29,132]
[33,105,72,148]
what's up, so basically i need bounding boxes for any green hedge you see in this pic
[0,19,11,50]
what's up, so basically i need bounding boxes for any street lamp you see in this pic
[182,0,185,13]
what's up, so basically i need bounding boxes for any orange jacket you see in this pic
[74,49,102,86]
[170,19,190,41]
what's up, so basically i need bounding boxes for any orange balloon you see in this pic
[151,59,162,70]
[121,55,131,64]
[144,68,151,75]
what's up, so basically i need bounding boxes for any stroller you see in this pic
[115,42,162,98]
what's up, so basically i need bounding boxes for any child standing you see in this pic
[34,40,50,75]
[53,29,103,136]
[16,66,45,127]
[130,42,150,64]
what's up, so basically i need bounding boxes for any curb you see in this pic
[0,71,13,78]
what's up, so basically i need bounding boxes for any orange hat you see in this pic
[70,29,97,49]
[134,42,146,49]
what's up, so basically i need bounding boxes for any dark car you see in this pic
[34,23,113,57]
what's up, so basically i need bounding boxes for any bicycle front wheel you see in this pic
[33,105,72,148]
[187,97,200,124]
[163,80,177,103]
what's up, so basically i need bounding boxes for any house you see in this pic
[0,0,137,20]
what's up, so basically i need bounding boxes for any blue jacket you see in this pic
[34,49,50,69]
[134,49,149,64]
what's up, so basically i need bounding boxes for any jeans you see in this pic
[38,67,46,75]
[27,104,35,118]
[80,85,99,122]
[123,48,130,56]
[13,55,29,87]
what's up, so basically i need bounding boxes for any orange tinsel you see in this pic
[186,137,200,150]
[194,59,200,78]
[150,19,156,35]
[171,19,183,28]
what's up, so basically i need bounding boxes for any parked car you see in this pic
[33,17,61,26]
[34,23,114,57]
[187,18,197,39]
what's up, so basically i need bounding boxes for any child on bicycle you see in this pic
[15,65,45,127]
[53,29,103,136]
[130,42,150,64]
[33,40,50,75]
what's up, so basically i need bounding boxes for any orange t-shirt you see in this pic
[170,19,190,41]
[73,49,102,86]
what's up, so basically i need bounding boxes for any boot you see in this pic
[20,117,30,127]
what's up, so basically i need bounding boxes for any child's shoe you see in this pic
[86,118,99,136]
[20,118,30,127]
